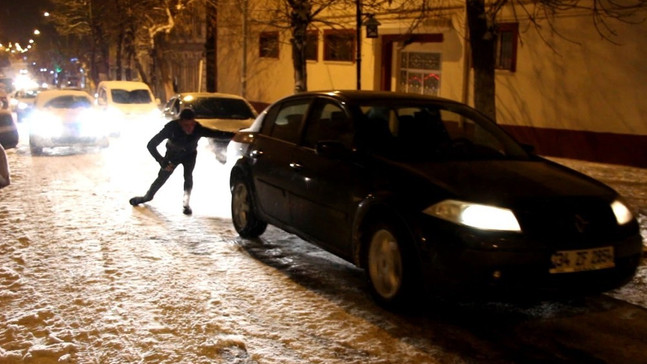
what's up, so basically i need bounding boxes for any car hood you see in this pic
[395,159,616,206]
[198,118,254,133]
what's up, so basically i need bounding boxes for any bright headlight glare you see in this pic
[611,199,633,225]
[424,199,521,232]
[31,112,63,137]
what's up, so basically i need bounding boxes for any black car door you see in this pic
[249,98,310,225]
[288,98,357,257]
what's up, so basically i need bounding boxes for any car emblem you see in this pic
[574,214,590,233]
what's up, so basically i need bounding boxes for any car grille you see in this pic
[514,197,619,242]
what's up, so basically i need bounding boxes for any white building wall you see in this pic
[496,10,647,136]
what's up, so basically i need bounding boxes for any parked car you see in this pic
[163,92,257,163]
[229,90,642,308]
[95,80,161,136]
[0,110,19,149]
[27,89,109,155]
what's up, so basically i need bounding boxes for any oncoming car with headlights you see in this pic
[28,90,109,155]
[95,81,161,137]
[229,90,642,308]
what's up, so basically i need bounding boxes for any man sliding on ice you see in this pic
[129,108,230,215]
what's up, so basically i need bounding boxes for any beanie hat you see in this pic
[179,108,195,120]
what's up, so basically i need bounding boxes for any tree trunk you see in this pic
[291,28,308,93]
[466,0,497,121]
[290,0,311,93]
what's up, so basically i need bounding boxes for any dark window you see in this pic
[266,99,310,143]
[303,99,352,149]
[324,30,355,62]
[305,31,318,61]
[45,96,92,108]
[111,89,152,104]
[259,31,279,58]
[495,23,518,72]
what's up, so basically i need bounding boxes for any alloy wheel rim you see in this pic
[368,229,403,299]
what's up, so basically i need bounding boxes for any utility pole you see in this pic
[242,0,248,97]
[356,0,362,90]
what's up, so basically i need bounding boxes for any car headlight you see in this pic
[424,199,522,232]
[78,109,107,137]
[611,199,633,225]
[30,111,64,137]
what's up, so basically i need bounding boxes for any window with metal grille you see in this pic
[323,30,355,62]
[495,23,518,72]
[260,31,279,58]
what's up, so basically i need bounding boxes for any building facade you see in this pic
[212,1,646,167]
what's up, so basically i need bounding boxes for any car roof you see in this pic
[175,92,249,101]
[279,90,464,105]
[98,81,151,91]
[34,90,93,107]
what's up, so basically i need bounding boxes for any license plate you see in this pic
[549,246,615,273]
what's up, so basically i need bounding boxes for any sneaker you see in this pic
[129,196,151,206]
[183,206,192,215]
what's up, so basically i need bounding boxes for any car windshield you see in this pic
[189,97,255,119]
[357,101,530,161]
[45,95,92,109]
[111,89,152,104]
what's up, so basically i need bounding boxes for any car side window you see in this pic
[303,99,353,149]
[264,99,310,144]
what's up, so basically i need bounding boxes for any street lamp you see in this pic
[364,14,381,39]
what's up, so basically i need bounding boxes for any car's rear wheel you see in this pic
[365,222,418,308]
[231,179,267,238]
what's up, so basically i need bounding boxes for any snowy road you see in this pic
[1,129,647,363]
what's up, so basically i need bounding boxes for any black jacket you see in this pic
[147,120,230,163]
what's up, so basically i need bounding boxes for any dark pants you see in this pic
[145,151,197,199]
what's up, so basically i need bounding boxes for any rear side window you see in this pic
[262,99,310,144]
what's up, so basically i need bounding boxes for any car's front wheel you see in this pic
[365,222,418,308]
[231,178,267,238]
[29,140,43,155]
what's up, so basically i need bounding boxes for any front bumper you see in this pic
[415,220,643,298]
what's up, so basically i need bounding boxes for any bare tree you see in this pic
[48,0,111,88]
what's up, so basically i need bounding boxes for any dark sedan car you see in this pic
[229,90,642,308]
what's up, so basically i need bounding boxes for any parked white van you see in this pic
[95,81,161,136]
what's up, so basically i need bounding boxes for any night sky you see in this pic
[0,0,51,45]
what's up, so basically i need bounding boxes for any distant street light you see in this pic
[33,29,41,36]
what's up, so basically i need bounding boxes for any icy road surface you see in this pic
[1,131,646,363]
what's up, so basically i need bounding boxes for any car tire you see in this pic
[231,178,267,238]
[29,142,43,155]
[365,222,419,309]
